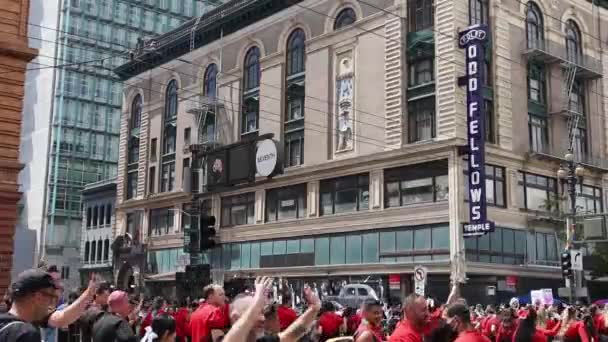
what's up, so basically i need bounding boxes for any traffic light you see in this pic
[200,215,217,250]
[561,250,572,278]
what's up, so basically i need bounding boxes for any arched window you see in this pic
[204,64,218,98]
[244,47,260,91]
[97,239,103,262]
[164,79,178,120]
[242,47,261,138]
[526,3,543,49]
[565,20,582,63]
[334,8,357,30]
[469,0,489,25]
[287,29,306,76]
[84,241,90,263]
[161,80,178,192]
[103,239,110,262]
[408,0,433,31]
[130,94,142,131]
[91,241,97,263]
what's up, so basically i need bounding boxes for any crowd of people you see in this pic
[0,265,607,342]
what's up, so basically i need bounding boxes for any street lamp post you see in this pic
[557,151,585,304]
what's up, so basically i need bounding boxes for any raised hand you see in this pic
[254,276,274,299]
[303,286,321,311]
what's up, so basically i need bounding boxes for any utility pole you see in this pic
[558,151,585,304]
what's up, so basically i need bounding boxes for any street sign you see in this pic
[413,266,427,296]
[571,249,583,271]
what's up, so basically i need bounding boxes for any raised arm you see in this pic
[446,282,460,306]
[222,277,273,342]
[279,287,321,342]
[48,274,99,328]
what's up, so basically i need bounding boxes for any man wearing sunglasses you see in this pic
[0,269,60,342]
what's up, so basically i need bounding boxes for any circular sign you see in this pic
[256,139,278,177]
[414,267,426,282]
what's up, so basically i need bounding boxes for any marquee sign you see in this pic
[459,25,495,238]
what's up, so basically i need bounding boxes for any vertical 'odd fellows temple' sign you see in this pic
[459,24,495,238]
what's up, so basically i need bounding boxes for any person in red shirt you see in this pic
[389,293,429,342]
[495,308,517,342]
[354,299,385,342]
[189,285,227,342]
[443,303,491,342]
[480,306,498,340]
[344,306,361,335]
[140,297,167,337]
[551,307,592,342]
[173,300,191,342]
[277,292,297,331]
[590,304,607,337]
[318,301,344,340]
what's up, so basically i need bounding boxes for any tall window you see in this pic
[266,184,307,222]
[576,185,603,214]
[469,0,489,25]
[242,47,260,139]
[528,115,547,153]
[285,29,306,167]
[464,164,506,207]
[408,58,434,87]
[526,2,543,49]
[408,97,436,142]
[161,80,178,192]
[385,161,448,208]
[517,171,558,212]
[149,208,175,236]
[409,0,433,32]
[103,239,109,262]
[320,174,369,216]
[334,8,357,30]
[84,241,90,263]
[221,193,255,227]
[204,63,217,99]
[527,63,546,104]
[565,20,582,63]
[126,95,141,200]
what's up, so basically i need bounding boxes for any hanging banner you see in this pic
[458,24,495,238]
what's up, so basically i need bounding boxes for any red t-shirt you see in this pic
[426,308,444,336]
[594,313,606,335]
[355,321,386,341]
[482,315,499,338]
[189,303,225,342]
[319,311,344,339]
[388,320,425,342]
[348,313,362,335]
[454,329,491,342]
[174,307,190,338]
[495,322,517,342]
[277,305,297,331]
[562,321,591,342]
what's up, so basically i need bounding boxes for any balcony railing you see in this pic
[523,39,602,79]
[528,144,608,172]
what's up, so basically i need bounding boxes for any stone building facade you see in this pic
[114,0,608,302]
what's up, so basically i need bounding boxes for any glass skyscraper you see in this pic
[39,0,225,288]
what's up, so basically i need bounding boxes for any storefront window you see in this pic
[385,160,449,208]
[217,225,450,270]
[221,193,255,227]
[518,172,557,212]
[346,235,362,264]
[149,208,174,236]
[315,237,330,265]
[466,227,528,265]
[266,184,307,222]
[320,174,369,216]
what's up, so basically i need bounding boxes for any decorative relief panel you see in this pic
[336,53,355,152]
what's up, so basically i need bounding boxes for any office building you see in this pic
[114,0,608,302]
[18,0,225,290]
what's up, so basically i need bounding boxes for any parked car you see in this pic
[325,284,379,309]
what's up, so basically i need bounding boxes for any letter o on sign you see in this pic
[256,139,278,177]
